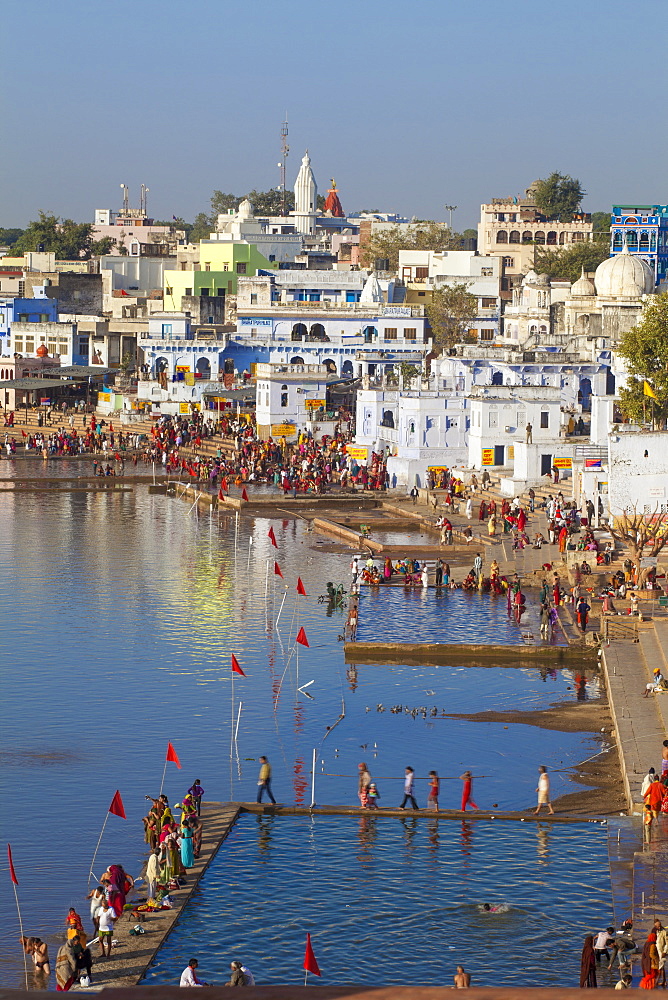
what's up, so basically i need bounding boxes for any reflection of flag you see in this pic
[296,627,309,648]
[7,844,18,885]
[585,458,602,469]
[268,526,278,548]
[644,380,658,399]
[303,933,321,976]
[274,561,283,578]
[231,654,245,676]
[166,742,182,769]
[241,487,248,501]
[297,577,306,596]
[108,790,126,819]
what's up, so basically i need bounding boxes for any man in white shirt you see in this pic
[534,765,555,815]
[180,959,207,986]
[641,768,656,796]
[398,766,419,810]
[615,975,632,989]
[594,927,615,964]
[97,901,118,957]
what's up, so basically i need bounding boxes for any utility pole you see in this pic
[279,117,289,217]
[443,204,457,230]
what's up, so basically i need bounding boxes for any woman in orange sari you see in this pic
[639,932,660,989]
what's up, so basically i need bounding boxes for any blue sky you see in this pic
[2,0,666,230]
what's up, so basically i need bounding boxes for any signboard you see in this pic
[176,365,190,373]
[179,402,190,414]
[481,448,494,466]
[640,557,658,568]
[428,466,449,473]
[585,458,602,469]
[184,373,195,386]
[239,317,272,327]
[382,306,412,317]
[40,397,51,405]
[346,445,368,461]
[506,445,515,461]
[98,392,110,403]
[271,423,297,437]
[305,398,326,410]
[553,456,572,469]
[649,487,665,498]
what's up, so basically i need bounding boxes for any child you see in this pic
[643,802,653,841]
[427,770,439,810]
[460,771,478,811]
[367,783,380,809]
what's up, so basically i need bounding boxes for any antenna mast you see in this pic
[120,184,129,215]
[280,117,289,217]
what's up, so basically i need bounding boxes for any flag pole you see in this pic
[235,700,243,742]
[275,587,288,628]
[88,812,111,889]
[310,747,317,808]
[12,882,29,991]
[230,670,235,799]
[304,969,308,987]
[159,755,169,798]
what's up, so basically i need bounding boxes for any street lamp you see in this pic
[443,204,457,230]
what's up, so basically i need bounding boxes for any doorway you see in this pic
[494,445,505,466]
[541,453,552,476]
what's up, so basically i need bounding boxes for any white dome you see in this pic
[571,268,596,297]
[237,198,253,219]
[522,269,539,285]
[594,250,654,297]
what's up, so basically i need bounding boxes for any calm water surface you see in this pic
[143,815,613,989]
[0,485,606,987]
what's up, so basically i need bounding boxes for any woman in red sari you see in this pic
[579,935,597,988]
[639,932,659,989]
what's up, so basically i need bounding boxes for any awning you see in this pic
[0,377,88,390]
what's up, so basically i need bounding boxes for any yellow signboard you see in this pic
[506,445,515,461]
[481,448,495,466]
[179,403,190,414]
[271,423,297,437]
[176,365,190,373]
[305,398,326,410]
[346,445,368,461]
[554,456,572,469]
[184,373,195,386]
[428,466,449,473]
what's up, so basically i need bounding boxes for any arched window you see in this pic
[322,358,336,373]
[626,231,638,249]
[491,371,503,386]
[308,323,327,341]
[509,230,520,243]
[522,231,533,243]
[363,325,377,344]
[612,230,623,250]
[496,230,508,244]
[650,233,657,250]
[281,383,288,407]
[195,357,211,376]
[342,360,353,376]
[534,231,545,245]
[290,356,304,365]
[155,357,168,373]
[547,231,557,245]
[539,325,547,335]
[381,409,395,428]
[559,232,566,245]
[291,323,307,341]
[639,230,649,250]
[529,325,538,335]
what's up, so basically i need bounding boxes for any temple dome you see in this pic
[237,198,253,219]
[36,343,49,357]
[571,267,596,297]
[594,250,654,297]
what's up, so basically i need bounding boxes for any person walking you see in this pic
[435,558,444,588]
[460,771,478,811]
[145,849,160,901]
[473,553,483,583]
[398,766,419,810]
[427,770,440,810]
[97,901,118,958]
[576,597,591,633]
[534,765,554,815]
[358,762,371,807]
[256,755,276,804]
[410,486,419,505]
[188,779,204,816]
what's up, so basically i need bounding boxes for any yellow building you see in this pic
[164,240,276,311]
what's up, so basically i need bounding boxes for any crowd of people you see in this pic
[580,917,667,989]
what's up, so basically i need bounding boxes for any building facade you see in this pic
[609,205,668,286]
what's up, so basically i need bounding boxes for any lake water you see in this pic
[143,814,614,989]
[0,480,609,988]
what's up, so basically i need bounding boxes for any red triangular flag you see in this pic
[221,477,228,491]
[7,844,18,885]
[166,741,182,769]
[296,626,309,648]
[218,487,225,501]
[231,654,246,676]
[241,487,249,501]
[268,526,278,548]
[274,561,283,578]
[297,577,306,596]
[303,933,321,976]
[108,790,126,819]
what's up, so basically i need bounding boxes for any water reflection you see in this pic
[536,822,550,866]
[459,819,474,867]
[357,815,378,864]
[255,815,274,861]
[400,815,418,863]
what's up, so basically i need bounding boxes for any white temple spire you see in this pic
[293,150,318,234]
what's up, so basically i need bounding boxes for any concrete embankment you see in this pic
[344,640,593,666]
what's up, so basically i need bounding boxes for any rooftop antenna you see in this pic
[443,204,457,230]
[140,183,149,216]
[120,184,129,215]
[279,116,289,217]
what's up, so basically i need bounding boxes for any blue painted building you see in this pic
[610,204,668,286]
[0,297,59,344]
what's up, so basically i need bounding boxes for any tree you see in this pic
[535,235,610,284]
[591,211,611,233]
[10,211,115,259]
[210,191,240,218]
[426,282,478,352]
[533,172,585,221]
[0,227,24,249]
[189,212,213,243]
[608,506,668,586]
[360,221,463,270]
[462,228,477,240]
[616,294,668,426]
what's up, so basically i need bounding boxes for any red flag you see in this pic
[231,654,246,676]
[166,742,182,769]
[218,488,225,501]
[296,577,306,596]
[108,790,126,819]
[7,844,18,885]
[21,430,27,438]
[296,626,309,648]
[268,526,278,548]
[241,487,249,501]
[274,561,283,578]
[120,288,129,296]
[221,477,228,491]
[303,933,321,976]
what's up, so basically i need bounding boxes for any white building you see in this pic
[255,362,334,440]
[293,152,318,235]
[607,431,668,518]
[139,312,233,381]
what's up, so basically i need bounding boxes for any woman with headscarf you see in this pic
[180,818,195,868]
[639,932,659,989]
[580,934,597,987]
